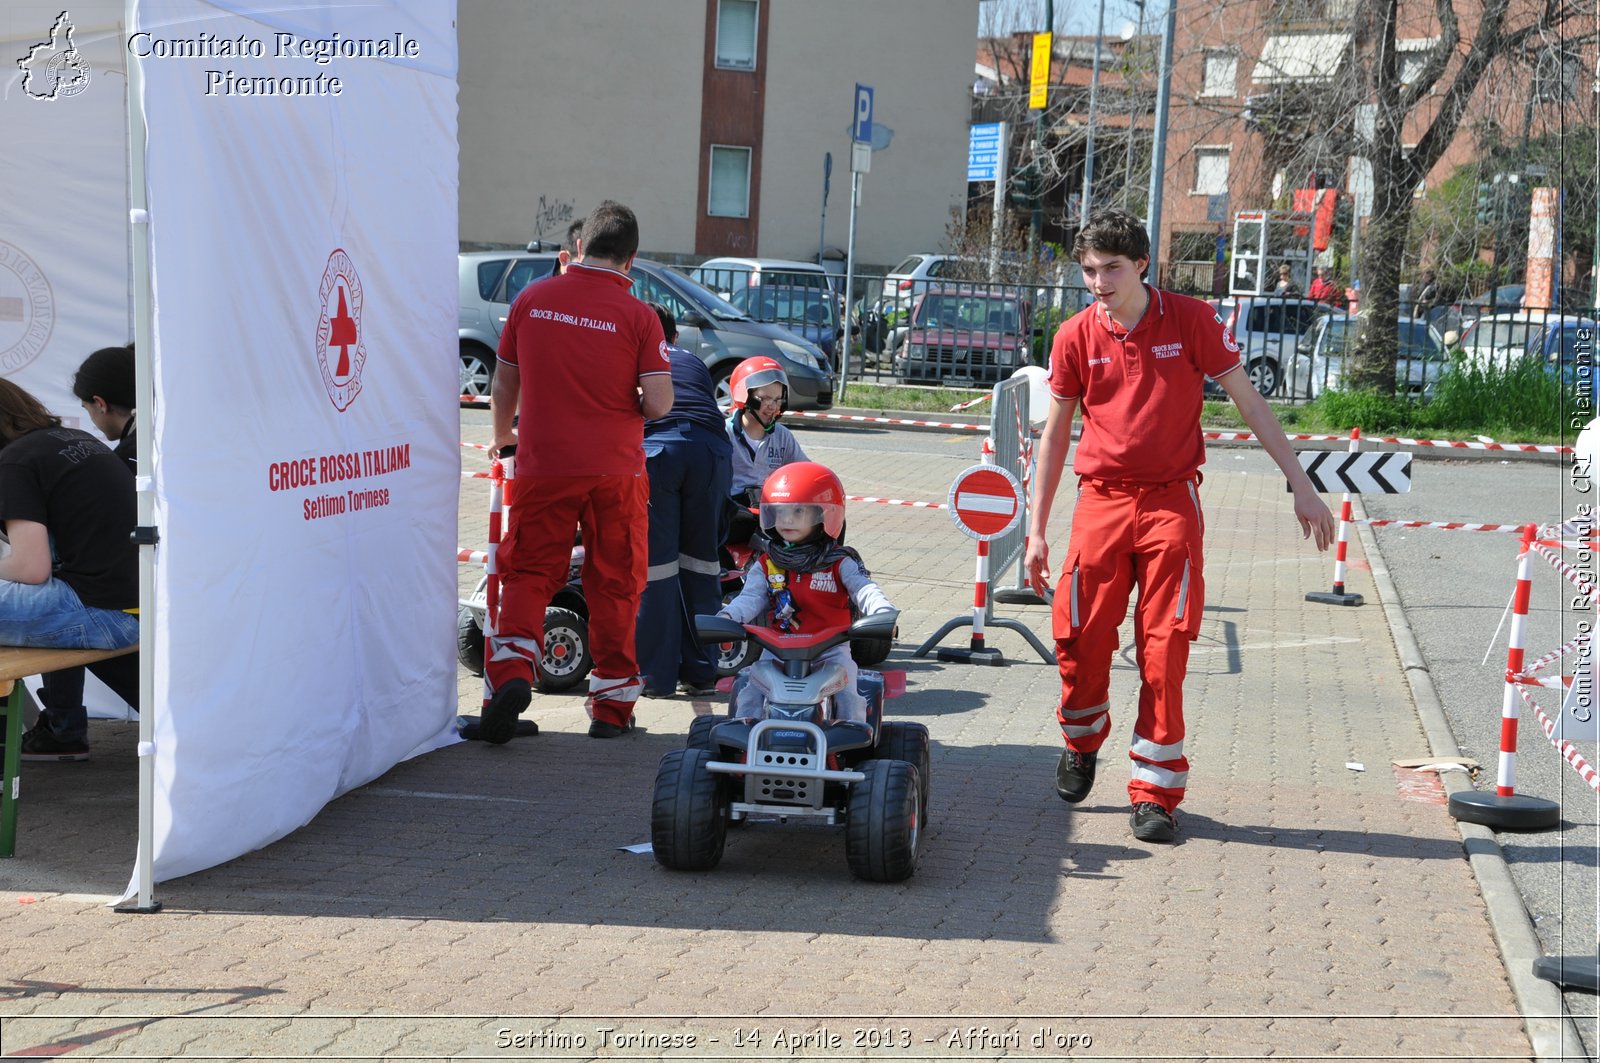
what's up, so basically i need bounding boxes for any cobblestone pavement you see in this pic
[0,414,1533,1061]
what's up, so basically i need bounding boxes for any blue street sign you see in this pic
[967,122,1002,182]
[853,84,874,144]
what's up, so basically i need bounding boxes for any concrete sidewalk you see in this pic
[0,434,1538,1060]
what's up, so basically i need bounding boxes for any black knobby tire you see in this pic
[651,748,727,871]
[850,637,893,668]
[686,714,719,751]
[873,721,931,822]
[536,607,592,692]
[845,759,920,882]
[457,607,485,676]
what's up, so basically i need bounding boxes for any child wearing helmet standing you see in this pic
[719,462,894,725]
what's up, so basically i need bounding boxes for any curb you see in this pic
[1353,495,1585,1062]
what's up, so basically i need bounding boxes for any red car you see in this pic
[893,287,1033,386]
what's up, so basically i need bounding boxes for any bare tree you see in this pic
[1156,0,1594,393]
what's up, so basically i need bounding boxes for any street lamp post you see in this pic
[1079,0,1107,225]
[1144,0,1178,273]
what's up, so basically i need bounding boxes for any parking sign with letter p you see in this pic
[853,84,873,144]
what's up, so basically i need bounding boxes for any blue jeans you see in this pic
[0,577,139,742]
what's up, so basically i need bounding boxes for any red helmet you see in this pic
[760,461,845,539]
[729,356,789,410]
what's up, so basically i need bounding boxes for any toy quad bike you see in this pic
[456,545,593,692]
[714,490,895,677]
[651,609,928,883]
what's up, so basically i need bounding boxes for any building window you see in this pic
[1194,147,1230,196]
[1202,51,1237,97]
[715,0,758,70]
[708,145,752,217]
[1397,38,1437,85]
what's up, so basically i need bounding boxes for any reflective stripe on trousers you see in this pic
[1051,476,1204,811]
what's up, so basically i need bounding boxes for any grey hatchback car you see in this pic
[458,251,833,410]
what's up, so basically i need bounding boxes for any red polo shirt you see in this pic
[1048,285,1242,483]
[498,262,671,477]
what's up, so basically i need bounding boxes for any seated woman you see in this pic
[0,379,138,761]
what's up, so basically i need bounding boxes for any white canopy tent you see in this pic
[2,0,462,907]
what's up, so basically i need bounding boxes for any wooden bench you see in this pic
[1,644,138,858]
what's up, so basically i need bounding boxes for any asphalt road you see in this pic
[1361,451,1599,1060]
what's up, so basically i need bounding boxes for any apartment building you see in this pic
[458,0,980,266]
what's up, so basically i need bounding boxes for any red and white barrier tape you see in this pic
[457,547,488,564]
[849,495,946,510]
[462,471,492,480]
[461,394,490,406]
[1532,541,1598,605]
[788,410,986,432]
[1376,435,1572,454]
[1508,672,1574,690]
[1351,518,1526,533]
[948,393,994,412]
[1524,633,1590,675]
[1522,687,1600,793]
[460,441,493,451]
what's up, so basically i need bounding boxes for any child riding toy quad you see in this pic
[650,608,928,883]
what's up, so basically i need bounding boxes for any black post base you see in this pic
[937,645,1006,666]
[1533,955,1600,992]
[1448,790,1561,830]
[1306,590,1364,606]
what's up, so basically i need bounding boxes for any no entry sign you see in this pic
[947,464,1024,541]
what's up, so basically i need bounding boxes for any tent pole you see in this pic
[114,0,161,915]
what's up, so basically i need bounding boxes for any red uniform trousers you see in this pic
[489,473,649,728]
[1053,477,1205,812]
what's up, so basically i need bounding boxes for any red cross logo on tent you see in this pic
[947,464,1023,542]
[315,249,367,412]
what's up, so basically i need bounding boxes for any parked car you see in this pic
[1204,295,1328,397]
[458,250,559,397]
[457,251,833,410]
[1526,317,1598,396]
[892,287,1032,386]
[1451,283,1587,333]
[628,259,834,410]
[1290,312,1446,399]
[723,283,843,359]
[1458,311,1569,370]
[880,253,984,303]
[688,257,835,299]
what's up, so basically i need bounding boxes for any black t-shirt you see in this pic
[0,426,137,609]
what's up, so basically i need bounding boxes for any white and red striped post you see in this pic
[1449,523,1560,829]
[1306,426,1365,607]
[969,538,991,654]
[480,454,512,709]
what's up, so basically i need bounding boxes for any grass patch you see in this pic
[836,380,990,414]
[1204,357,1576,443]
[843,358,1580,442]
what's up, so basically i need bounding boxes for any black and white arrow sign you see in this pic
[1294,451,1413,494]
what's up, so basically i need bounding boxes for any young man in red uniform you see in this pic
[1025,210,1335,842]
[487,201,674,742]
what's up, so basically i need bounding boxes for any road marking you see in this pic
[360,787,539,805]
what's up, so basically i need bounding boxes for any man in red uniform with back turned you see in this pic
[1026,210,1336,843]
[487,200,674,742]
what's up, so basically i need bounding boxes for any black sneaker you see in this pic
[479,679,532,745]
[1055,748,1097,803]
[1130,802,1178,843]
[588,718,633,739]
[20,725,90,762]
